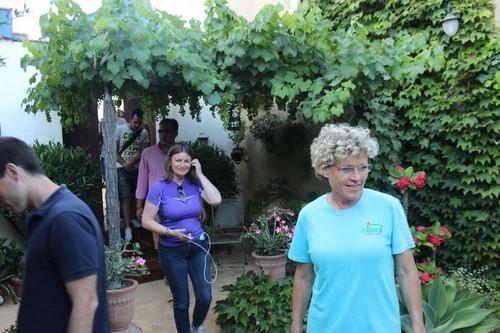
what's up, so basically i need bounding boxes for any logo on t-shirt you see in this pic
[362,222,383,235]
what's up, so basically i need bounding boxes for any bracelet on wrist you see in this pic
[163,227,170,236]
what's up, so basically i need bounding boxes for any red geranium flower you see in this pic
[427,234,443,247]
[395,176,411,190]
[420,272,432,283]
[416,225,426,231]
[413,171,426,189]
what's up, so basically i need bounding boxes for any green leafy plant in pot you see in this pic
[105,241,149,290]
[249,112,282,152]
[105,241,149,332]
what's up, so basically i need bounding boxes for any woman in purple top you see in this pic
[142,143,222,333]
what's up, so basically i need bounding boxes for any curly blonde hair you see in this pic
[310,123,379,177]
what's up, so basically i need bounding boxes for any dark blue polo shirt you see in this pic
[18,186,109,333]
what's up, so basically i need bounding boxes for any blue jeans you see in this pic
[158,239,212,333]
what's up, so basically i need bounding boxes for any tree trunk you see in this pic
[103,85,121,245]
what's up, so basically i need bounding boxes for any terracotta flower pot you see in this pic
[106,278,141,333]
[252,251,287,281]
[10,277,23,298]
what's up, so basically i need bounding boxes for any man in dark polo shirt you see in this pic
[0,137,109,333]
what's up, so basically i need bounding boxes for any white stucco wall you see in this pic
[0,39,62,144]
[166,105,233,155]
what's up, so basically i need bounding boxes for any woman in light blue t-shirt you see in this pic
[288,124,424,333]
[141,143,221,333]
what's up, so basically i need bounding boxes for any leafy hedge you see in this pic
[315,0,499,272]
[32,141,101,208]
[189,140,239,199]
[1,142,101,234]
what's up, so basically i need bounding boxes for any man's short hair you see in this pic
[159,118,179,132]
[0,137,44,177]
[130,108,144,120]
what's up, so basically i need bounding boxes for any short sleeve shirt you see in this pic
[146,178,204,247]
[18,186,109,333]
[115,126,149,169]
[288,188,414,333]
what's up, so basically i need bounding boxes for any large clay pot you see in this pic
[106,279,141,333]
[252,252,287,281]
[10,277,23,298]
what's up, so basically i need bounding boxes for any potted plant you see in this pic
[10,261,24,299]
[105,241,149,332]
[249,112,282,152]
[245,207,296,280]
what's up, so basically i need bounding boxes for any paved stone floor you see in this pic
[0,244,252,332]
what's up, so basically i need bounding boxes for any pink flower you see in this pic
[255,228,262,235]
[427,234,443,247]
[416,225,426,231]
[395,176,411,190]
[419,272,432,283]
[394,164,405,171]
[134,257,146,266]
[413,172,426,189]
[440,226,449,234]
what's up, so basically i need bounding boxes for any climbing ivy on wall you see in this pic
[316,0,500,271]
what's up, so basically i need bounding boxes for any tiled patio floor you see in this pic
[0,244,252,332]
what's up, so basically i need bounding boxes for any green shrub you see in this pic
[398,276,500,333]
[0,238,23,304]
[32,141,101,208]
[214,271,294,333]
[189,140,238,199]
